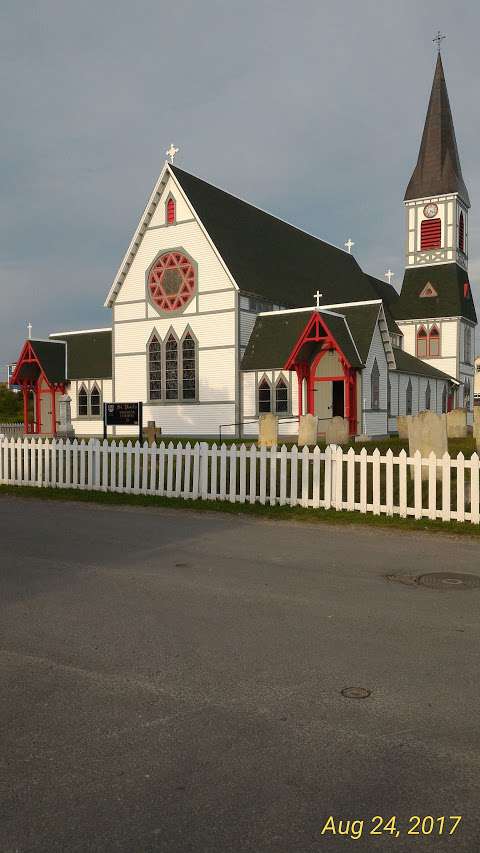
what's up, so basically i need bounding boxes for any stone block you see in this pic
[408,410,448,480]
[258,413,278,447]
[397,415,410,440]
[325,416,350,446]
[474,407,480,451]
[298,414,318,446]
[447,407,468,438]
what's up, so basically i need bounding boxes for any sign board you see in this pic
[7,363,20,392]
[103,402,143,441]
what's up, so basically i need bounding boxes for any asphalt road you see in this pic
[1,496,480,853]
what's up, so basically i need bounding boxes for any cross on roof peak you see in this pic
[385,269,395,285]
[344,238,355,254]
[313,290,323,309]
[27,322,32,339]
[166,143,179,164]
[433,30,446,53]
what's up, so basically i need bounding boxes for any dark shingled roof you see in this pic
[171,166,383,308]
[393,264,477,323]
[392,347,458,383]
[363,275,401,335]
[404,54,470,204]
[49,331,112,380]
[241,310,363,371]
[30,340,66,383]
[337,303,381,363]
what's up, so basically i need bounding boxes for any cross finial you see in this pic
[385,269,394,285]
[27,322,32,339]
[313,290,323,309]
[344,238,355,254]
[433,30,446,53]
[166,143,179,164]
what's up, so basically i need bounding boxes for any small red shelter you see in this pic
[10,339,67,435]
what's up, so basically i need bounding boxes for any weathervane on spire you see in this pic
[433,30,446,53]
[166,144,179,164]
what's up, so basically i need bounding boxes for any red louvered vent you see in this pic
[421,218,441,250]
[464,282,470,299]
[167,197,175,225]
[459,212,465,252]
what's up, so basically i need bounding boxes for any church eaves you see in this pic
[404,54,470,205]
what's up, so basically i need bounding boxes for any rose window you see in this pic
[148,252,195,312]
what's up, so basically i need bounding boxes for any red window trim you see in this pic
[416,326,428,358]
[458,212,465,253]
[428,325,440,358]
[166,197,175,225]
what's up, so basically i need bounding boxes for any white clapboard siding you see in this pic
[2,437,479,526]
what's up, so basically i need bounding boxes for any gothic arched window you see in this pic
[428,325,440,358]
[464,326,472,364]
[459,211,465,252]
[464,379,471,409]
[182,332,197,400]
[258,378,272,413]
[78,385,88,416]
[165,334,179,400]
[148,334,162,400]
[442,384,447,414]
[416,326,428,358]
[425,381,431,411]
[371,359,380,411]
[275,377,288,413]
[387,377,392,416]
[90,384,101,416]
[406,379,413,415]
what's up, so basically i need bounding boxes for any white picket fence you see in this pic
[0,423,24,438]
[0,436,479,524]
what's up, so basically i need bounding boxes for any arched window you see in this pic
[442,384,447,414]
[182,332,197,400]
[387,377,392,416]
[90,384,101,416]
[165,334,179,400]
[406,379,413,415]
[464,326,472,364]
[459,211,465,252]
[78,385,88,416]
[464,379,471,409]
[428,325,440,358]
[421,218,441,250]
[425,381,431,411]
[371,359,380,410]
[258,378,272,413]
[275,377,288,413]
[416,326,428,358]
[148,334,162,400]
[166,197,175,225]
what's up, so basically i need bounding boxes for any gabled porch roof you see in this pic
[11,339,66,386]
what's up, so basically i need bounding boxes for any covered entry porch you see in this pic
[10,340,67,435]
[284,311,360,436]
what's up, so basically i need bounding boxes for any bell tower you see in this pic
[404,52,469,271]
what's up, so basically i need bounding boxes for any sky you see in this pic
[2,0,480,370]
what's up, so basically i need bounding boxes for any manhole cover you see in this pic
[417,572,480,591]
[341,687,371,699]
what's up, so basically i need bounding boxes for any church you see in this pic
[11,52,477,440]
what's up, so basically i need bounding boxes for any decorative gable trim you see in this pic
[104,164,239,308]
[419,282,438,298]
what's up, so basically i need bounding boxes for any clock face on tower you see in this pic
[423,203,438,219]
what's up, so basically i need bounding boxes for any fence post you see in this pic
[385,449,393,516]
[347,447,356,511]
[229,444,237,503]
[335,445,344,511]
[456,452,465,523]
[239,444,247,503]
[324,445,332,510]
[249,444,257,504]
[428,451,437,521]
[413,450,422,520]
[312,445,321,508]
[269,445,278,506]
[289,445,298,507]
[441,451,451,522]
[470,453,480,525]
[398,449,407,518]
[191,443,200,499]
[372,448,380,515]
[200,442,209,500]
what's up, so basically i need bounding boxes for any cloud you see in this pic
[1,0,480,369]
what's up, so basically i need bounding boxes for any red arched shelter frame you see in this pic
[10,340,66,435]
[283,311,358,435]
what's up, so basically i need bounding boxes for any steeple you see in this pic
[404,53,470,206]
